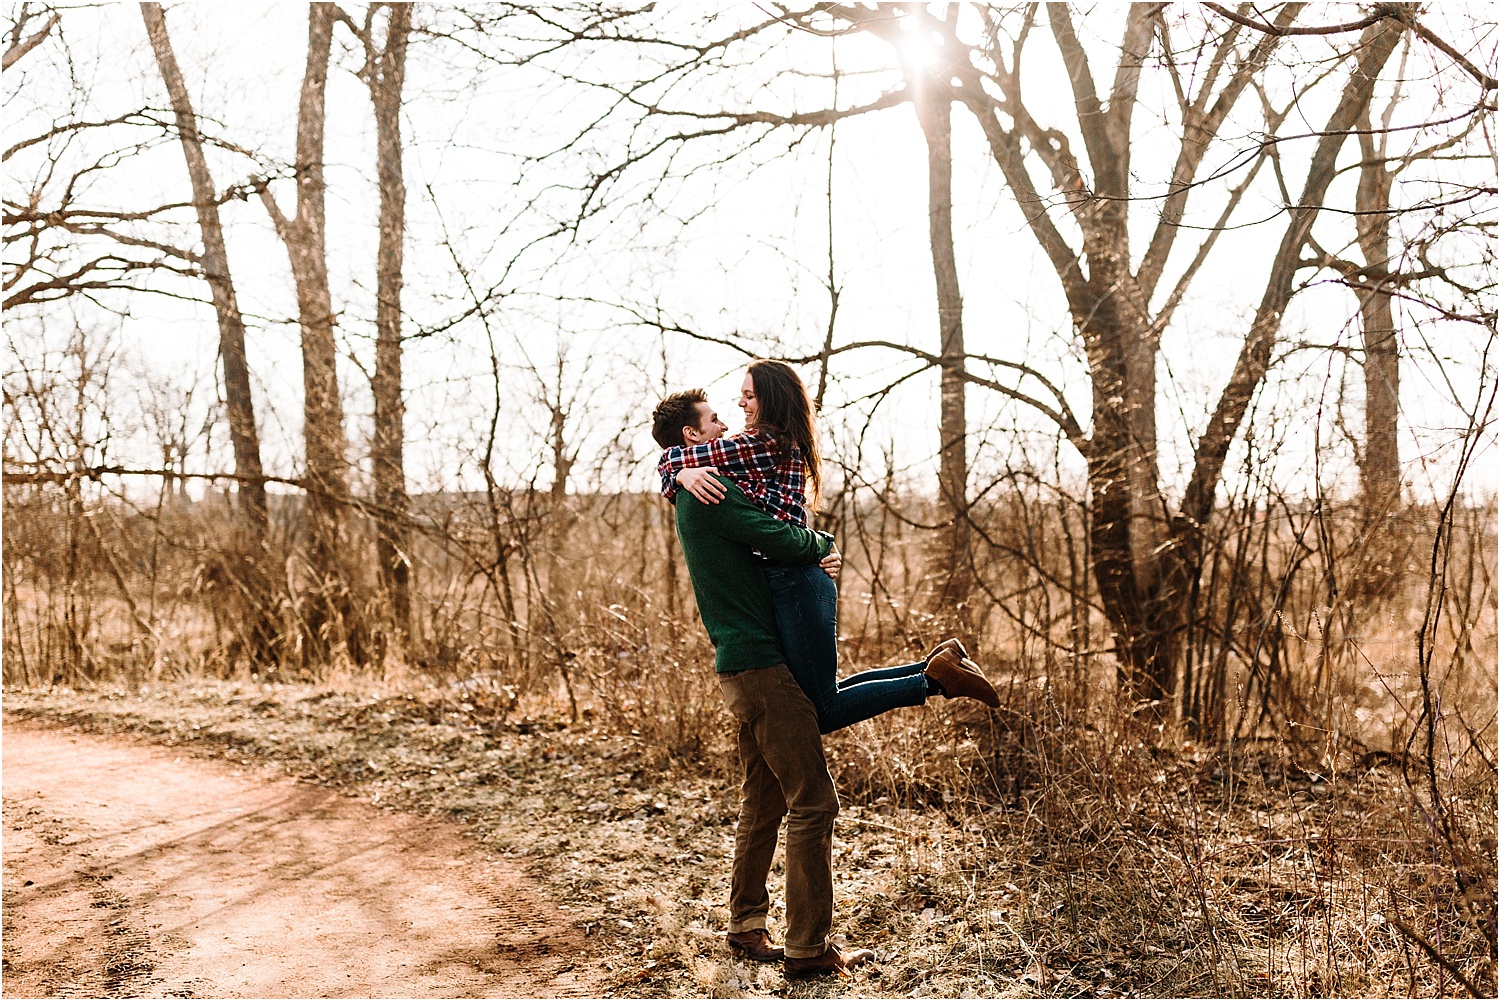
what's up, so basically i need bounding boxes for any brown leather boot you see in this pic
[925,648,1000,708]
[925,637,969,663]
[783,944,875,979]
[726,928,784,962]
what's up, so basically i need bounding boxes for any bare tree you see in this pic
[906,4,971,625]
[257,2,360,662]
[139,3,268,538]
[816,3,1433,712]
[338,2,414,637]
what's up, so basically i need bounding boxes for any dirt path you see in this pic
[1,720,599,998]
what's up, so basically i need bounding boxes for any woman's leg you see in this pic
[836,659,927,686]
[838,638,967,686]
[766,565,927,734]
[765,565,840,719]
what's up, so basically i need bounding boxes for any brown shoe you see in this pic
[925,648,1000,708]
[783,944,875,979]
[925,637,970,663]
[727,928,784,962]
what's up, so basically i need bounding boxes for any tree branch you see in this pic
[1181,15,1406,532]
[3,10,59,71]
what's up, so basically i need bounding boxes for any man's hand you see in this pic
[677,466,727,504]
[819,547,842,579]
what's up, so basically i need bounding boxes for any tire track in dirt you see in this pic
[1,719,600,998]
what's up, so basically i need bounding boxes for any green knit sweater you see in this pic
[673,477,833,674]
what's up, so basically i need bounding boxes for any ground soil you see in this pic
[3,682,1489,998]
[2,721,597,998]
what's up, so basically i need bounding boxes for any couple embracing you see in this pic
[650,359,998,979]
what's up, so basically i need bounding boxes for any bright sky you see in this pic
[4,2,1496,507]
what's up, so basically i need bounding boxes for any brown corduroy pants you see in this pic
[717,663,839,960]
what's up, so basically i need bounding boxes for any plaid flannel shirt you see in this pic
[658,428,808,528]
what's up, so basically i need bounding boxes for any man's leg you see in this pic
[743,664,839,960]
[730,719,786,934]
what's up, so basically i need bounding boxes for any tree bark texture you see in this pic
[367,3,413,634]
[259,2,358,664]
[911,14,971,621]
[140,2,268,537]
[1355,124,1401,521]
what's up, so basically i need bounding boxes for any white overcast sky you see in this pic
[4,2,1496,506]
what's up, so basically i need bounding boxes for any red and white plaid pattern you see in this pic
[658,427,808,527]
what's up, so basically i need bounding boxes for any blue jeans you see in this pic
[763,564,928,735]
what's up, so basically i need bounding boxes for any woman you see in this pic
[659,359,998,733]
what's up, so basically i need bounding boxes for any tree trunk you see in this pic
[141,3,267,535]
[141,2,278,664]
[367,3,413,636]
[1052,1,1176,711]
[1172,17,1405,717]
[259,2,358,665]
[1354,116,1401,594]
[912,57,971,624]
[1356,122,1398,522]
[1072,10,1401,718]
[1080,285,1178,710]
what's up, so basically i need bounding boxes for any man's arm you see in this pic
[700,475,830,565]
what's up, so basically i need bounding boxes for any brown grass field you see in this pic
[3,486,1495,997]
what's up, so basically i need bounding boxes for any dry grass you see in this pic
[5,673,1493,998]
[3,484,1495,996]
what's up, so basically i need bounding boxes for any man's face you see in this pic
[683,401,728,445]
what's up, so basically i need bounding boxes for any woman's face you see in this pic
[738,371,759,426]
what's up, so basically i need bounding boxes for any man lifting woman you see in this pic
[650,359,997,978]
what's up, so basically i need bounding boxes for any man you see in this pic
[650,389,874,979]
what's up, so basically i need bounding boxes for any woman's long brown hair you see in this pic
[746,359,821,507]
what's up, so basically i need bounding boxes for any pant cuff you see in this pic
[783,939,828,960]
[727,918,768,934]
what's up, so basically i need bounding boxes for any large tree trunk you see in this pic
[1081,288,1177,710]
[912,41,971,625]
[1048,2,1177,709]
[1051,8,1401,718]
[367,3,413,637]
[141,2,278,663]
[259,3,359,665]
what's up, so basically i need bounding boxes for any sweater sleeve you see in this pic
[658,432,779,496]
[705,476,830,565]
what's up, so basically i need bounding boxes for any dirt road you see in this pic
[1,720,598,998]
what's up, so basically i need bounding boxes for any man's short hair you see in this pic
[651,388,708,449]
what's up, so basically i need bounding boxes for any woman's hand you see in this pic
[819,547,842,580]
[677,466,726,504]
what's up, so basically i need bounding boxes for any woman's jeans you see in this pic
[763,564,928,734]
